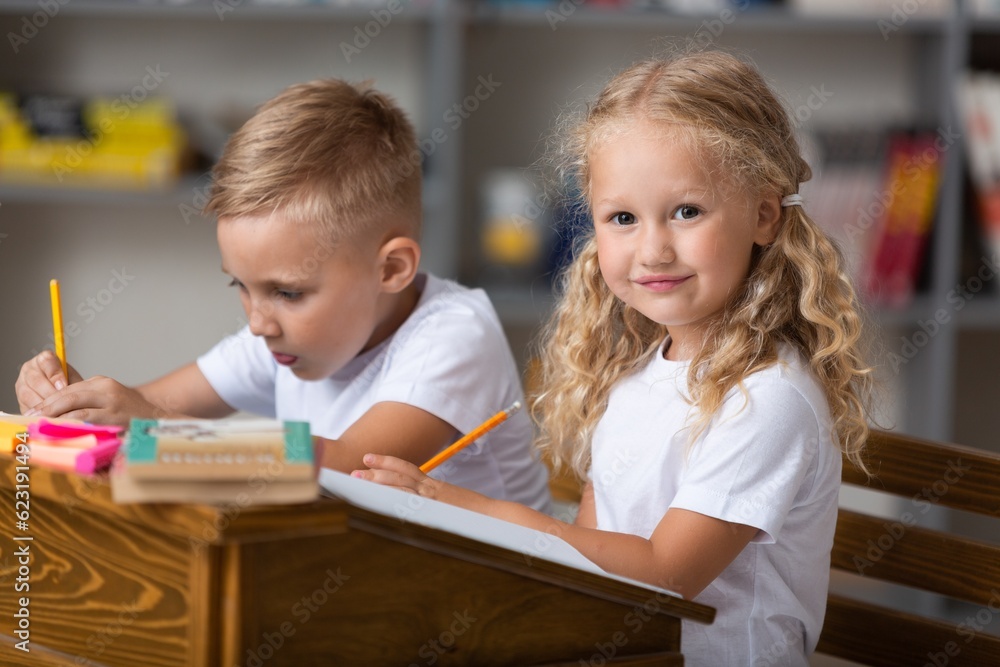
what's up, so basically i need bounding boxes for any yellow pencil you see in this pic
[50,279,68,380]
[420,401,522,473]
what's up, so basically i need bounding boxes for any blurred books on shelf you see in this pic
[0,91,189,191]
[863,131,943,309]
[801,126,942,310]
[957,70,1000,262]
[786,0,948,16]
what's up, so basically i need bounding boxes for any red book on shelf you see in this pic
[864,132,941,309]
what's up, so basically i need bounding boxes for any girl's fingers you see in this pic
[362,453,424,479]
[352,467,420,494]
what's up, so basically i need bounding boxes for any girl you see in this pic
[354,50,874,665]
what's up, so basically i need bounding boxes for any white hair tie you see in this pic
[781,194,803,207]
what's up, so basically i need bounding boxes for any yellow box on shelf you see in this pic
[0,91,188,191]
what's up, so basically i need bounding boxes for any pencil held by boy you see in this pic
[14,79,550,511]
[356,49,876,665]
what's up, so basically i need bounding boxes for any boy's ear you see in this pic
[753,194,783,246]
[377,236,421,294]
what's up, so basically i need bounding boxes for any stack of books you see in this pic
[110,418,318,505]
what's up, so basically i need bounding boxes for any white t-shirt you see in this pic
[590,341,841,666]
[197,273,552,512]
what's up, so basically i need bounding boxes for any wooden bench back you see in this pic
[816,430,1000,665]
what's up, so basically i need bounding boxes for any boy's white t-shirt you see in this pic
[590,341,841,667]
[196,273,552,512]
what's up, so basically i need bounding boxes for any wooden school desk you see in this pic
[0,456,714,666]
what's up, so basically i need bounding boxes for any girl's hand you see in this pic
[352,453,441,497]
[15,350,85,413]
[353,453,494,515]
[23,376,165,427]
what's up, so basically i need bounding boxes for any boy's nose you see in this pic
[248,302,280,337]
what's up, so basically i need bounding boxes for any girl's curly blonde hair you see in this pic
[532,49,875,479]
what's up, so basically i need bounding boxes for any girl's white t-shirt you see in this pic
[196,273,552,512]
[590,341,841,666]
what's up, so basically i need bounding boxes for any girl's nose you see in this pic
[638,223,676,265]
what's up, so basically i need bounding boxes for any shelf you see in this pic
[0,0,435,21]
[473,3,948,34]
[0,174,208,207]
[0,173,448,212]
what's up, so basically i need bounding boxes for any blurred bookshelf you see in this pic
[2,0,1000,448]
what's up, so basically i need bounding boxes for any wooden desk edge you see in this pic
[347,505,716,626]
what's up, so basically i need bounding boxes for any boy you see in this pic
[15,79,551,511]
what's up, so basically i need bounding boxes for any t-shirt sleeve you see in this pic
[372,302,515,435]
[669,377,824,544]
[195,326,278,418]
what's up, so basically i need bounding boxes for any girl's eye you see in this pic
[277,290,303,302]
[611,212,636,226]
[673,205,700,221]
[228,278,245,290]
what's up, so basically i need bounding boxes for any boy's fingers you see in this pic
[36,351,68,388]
[34,384,101,420]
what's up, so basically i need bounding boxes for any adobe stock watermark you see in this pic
[7,0,69,54]
[921,588,1000,667]
[240,566,350,667]
[185,456,307,553]
[340,0,411,64]
[888,252,1000,373]
[690,0,758,49]
[407,74,501,177]
[407,609,477,666]
[72,599,141,667]
[753,618,807,667]
[51,65,170,181]
[178,171,213,226]
[852,458,970,575]
[843,126,959,254]
[24,268,137,360]
[878,0,936,41]
[790,84,834,129]
[577,588,682,667]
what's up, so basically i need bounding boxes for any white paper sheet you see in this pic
[318,469,680,598]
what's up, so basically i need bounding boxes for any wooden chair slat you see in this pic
[820,431,1000,664]
[817,594,1000,666]
[843,431,1000,518]
[830,509,1000,606]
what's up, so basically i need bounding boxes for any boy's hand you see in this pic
[15,350,84,413]
[22,376,164,427]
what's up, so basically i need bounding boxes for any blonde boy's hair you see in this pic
[533,49,875,478]
[205,79,422,244]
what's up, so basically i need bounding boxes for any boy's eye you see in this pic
[277,290,303,302]
[228,278,245,290]
[611,212,636,226]
[673,205,700,221]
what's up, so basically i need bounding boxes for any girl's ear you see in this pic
[377,236,421,294]
[753,194,783,246]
